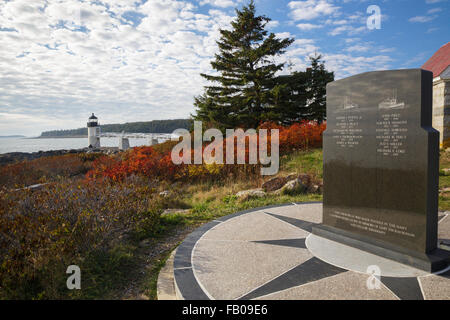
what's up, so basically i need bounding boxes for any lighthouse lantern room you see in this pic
[87,113,101,148]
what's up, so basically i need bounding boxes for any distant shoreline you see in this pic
[32,135,166,139]
[0,135,26,138]
[31,135,88,139]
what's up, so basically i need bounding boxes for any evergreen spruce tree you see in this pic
[193,1,294,130]
[273,71,309,124]
[274,55,334,123]
[304,54,334,122]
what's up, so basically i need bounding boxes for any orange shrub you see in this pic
[86,147,182,182]
[86,121,326,182]
[261,120,326,152]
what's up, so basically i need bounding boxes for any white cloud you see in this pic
[344,38,361,44]
[266,20,280,29]
[329,25,365,36]
[323,53,392,79]
[345,45,370,53]
[0,0,397,136]
[409,15,436,23]
[199,0,237,8]
[379,47,396,53]
[0,0,239,135]
[427,27,439,33]
[275,32,295,39]
[331,19,348,25]
[427,8,442,14]
[278,38,319,73]
[296,23,322,30]
[288,0,339,21]
[280,39,393,80]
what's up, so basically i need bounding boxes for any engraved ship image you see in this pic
[378,89,405,110]
[340,96,359,111]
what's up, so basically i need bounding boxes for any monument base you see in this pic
[312,224,450,273]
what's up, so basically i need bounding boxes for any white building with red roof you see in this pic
[422,42,450,148]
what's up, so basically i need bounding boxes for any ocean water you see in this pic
[0,137,155,154]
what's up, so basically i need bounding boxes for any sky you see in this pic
[0,0,448,136]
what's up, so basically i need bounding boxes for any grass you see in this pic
[439,149,450,210]
[162,193,321,228]
[73,245,137,299]
[279,148,323,179]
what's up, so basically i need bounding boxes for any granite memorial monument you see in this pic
[312,69,449,272]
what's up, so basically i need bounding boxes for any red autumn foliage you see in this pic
[277,120,326,152]
[86,146,180,181]
[86,121,326,182]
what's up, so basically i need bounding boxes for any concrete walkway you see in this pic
[158,203,450,300]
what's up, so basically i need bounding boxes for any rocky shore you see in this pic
[0,147,121,165]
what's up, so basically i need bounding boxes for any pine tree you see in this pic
[273,71,309,124]
[274,55,334,123]
[304,54,334,122]
[193,1,294,130]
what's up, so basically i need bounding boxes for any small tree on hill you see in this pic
[193,0,294,130]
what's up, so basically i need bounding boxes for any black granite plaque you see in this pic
[312,69,449,272]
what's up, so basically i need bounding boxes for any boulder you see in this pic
[262,177,287,192]
[317,182,323,194]
[307,184,320,194]
[285,173,298,181]
[297,173,312,188]
[236,188,266,200]
[279,178,307,195]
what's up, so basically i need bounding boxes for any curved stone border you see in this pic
[172,202,322,300]
[156,249,177,300]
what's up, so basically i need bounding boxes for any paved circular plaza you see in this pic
[158,203,450,300]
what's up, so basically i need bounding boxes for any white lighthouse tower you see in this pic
[87,113,101,148]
